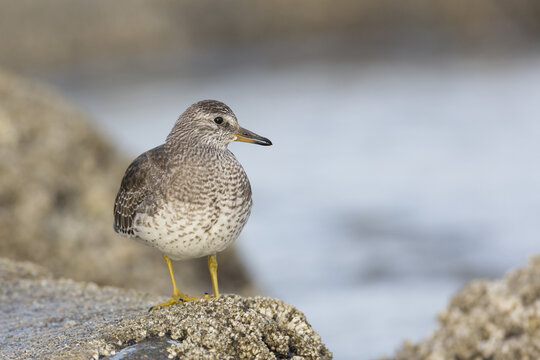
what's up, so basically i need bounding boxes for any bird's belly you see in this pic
[132,201,251,260]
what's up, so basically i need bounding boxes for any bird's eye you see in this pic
[214,117,223,124]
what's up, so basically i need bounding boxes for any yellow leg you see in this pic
[208,254,220,298]
[149,254,200,311]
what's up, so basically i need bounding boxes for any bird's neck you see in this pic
[165,137,229,161]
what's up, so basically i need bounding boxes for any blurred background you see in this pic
[1,1,540,359]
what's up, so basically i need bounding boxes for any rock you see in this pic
[389,256,540,360]
[0,68,253,296]
[0,257,332,360]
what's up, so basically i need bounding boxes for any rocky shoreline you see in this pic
[2,44,540,360]
[0,69,331,359]
[388,256,540,360]
[0,257,331,359]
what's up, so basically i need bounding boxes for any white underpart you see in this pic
[132,200,251,260]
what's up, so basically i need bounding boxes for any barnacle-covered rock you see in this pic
[0,258,331,360]
[390,256,540,360]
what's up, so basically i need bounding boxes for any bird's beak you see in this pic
[234,126,272,146]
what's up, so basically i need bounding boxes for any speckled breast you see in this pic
[132,152,253,260]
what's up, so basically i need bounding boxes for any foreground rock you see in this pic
[0,258,331,359]
[390,256,540,360]
[0,69,252,296]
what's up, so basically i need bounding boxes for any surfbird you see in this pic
[113,100,271,311]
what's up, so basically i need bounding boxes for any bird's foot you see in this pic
[203,292,220,299]
[178,292,201,302]
[149,293,201,312]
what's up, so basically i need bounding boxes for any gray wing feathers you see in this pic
[113,145,165,236]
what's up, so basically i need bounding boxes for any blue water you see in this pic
[45,56,540,359]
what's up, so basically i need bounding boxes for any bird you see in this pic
[113,100,271,311]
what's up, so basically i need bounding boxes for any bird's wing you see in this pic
[113,145,166,236]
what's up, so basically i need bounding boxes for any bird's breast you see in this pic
[131,153,253,259]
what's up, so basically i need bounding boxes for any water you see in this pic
[42,55,540,359]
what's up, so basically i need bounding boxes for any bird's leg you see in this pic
[208,254,220,298]
[149,254,200,311]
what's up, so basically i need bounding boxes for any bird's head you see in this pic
[167,100,272,151]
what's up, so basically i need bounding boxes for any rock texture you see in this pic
[0,68,252,296]
[0,258,331,360]
[390,256,540,360]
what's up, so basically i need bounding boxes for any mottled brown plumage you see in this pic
[113,100,271,308]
